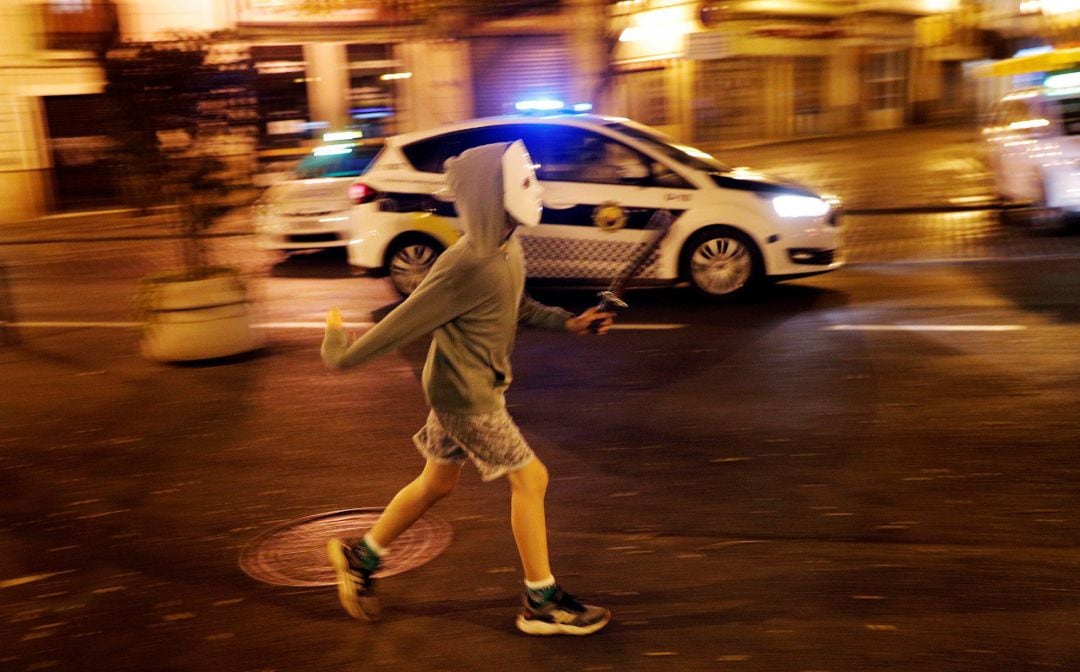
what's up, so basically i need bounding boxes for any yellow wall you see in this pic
[1,2,105,223]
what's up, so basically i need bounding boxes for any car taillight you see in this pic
[349,182,378,205]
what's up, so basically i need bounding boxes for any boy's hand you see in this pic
[566,306,615,335]
[327,307,344,330]
[322,308,349,368]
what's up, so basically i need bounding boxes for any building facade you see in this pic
[2,0,604,221]
[606,0,989,146]
[2,0,1023,222]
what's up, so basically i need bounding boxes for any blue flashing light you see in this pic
[349,106,394,120]
[514,99,594,114]
[515,99,565,112]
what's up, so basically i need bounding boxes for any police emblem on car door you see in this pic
[515,126,675,281]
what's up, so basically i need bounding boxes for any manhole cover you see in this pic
[239,508,453,587]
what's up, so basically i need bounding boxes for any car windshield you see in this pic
[294,145,380,179]
[603,121,728,172]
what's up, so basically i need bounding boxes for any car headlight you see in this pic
[772,194,830,218]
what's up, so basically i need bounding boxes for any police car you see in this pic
[983,73,1080,231]
[346,108,843,297]
[252,135,381,252]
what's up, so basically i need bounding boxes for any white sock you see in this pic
[362,533,388,557]
[524,575,556,591]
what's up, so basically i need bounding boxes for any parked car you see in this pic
[346,111,843,297]
[983,76,1080,231]
[253,141,382,252]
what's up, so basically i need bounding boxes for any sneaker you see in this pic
[326,538,381,621]
[515,586,611,636]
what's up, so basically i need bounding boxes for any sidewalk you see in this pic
[0,204,254,245]
[700,122,998,213]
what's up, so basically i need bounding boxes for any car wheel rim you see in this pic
[390,244,437,294]
[690,237,752,295]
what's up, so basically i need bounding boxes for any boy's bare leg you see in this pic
[328,458,460,621]
[508,457,610,635]
[368,458,463,548]
[506,457,552,582]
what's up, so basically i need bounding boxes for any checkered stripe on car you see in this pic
[520,235,661,280]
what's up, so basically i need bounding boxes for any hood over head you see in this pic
[443,142,529,256]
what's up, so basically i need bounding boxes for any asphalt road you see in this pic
[1,227,1078,671]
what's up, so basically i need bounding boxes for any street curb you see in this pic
[704,121,981,152]
[0,206,1017,246]
[845,203,1008,216]
[0,231,252,246]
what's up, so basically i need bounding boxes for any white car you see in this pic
[346,112,843,297]
[983,77,1080,230]
[253,142,381,251]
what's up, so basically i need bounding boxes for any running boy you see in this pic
[321,141,613,635]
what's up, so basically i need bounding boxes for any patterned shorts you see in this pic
[412,408,536,482]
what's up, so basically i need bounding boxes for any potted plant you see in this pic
[104,33,262,362]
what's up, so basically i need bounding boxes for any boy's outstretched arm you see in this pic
[321,261,488,370]
[518,293,615,335]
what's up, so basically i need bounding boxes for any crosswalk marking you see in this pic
[825,324,1026,332]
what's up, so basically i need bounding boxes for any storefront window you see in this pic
[347,43,399,138]
[252,44,311,148]
[693,57,764,143]
[627,68,670,127]
[867,52,907,112]
[794,56,825,135]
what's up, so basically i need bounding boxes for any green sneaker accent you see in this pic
[356,538,382,574]
[527,583,559,606]
[327,538,381,621]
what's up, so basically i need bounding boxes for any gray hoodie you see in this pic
[321,142,571,413]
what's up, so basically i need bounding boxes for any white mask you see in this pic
[502,140,543,227]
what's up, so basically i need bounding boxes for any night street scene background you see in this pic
[1,1,1079,671]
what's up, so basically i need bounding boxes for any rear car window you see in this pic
[295,146,380,178]
[399,122,680,186]
[401,125,535,173]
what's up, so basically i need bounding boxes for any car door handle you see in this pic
[542,199,577,210]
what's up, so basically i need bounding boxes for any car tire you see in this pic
[680,227,764,299]
[998,172,1071,235]
[386,235,444,297]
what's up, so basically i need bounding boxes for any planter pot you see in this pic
[137,269,262,362]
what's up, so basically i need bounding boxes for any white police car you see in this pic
[346,108,843,297]
[983,74,1080,231]
[252,136,381,252]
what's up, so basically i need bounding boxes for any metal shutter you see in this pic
[470,35,571,117]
